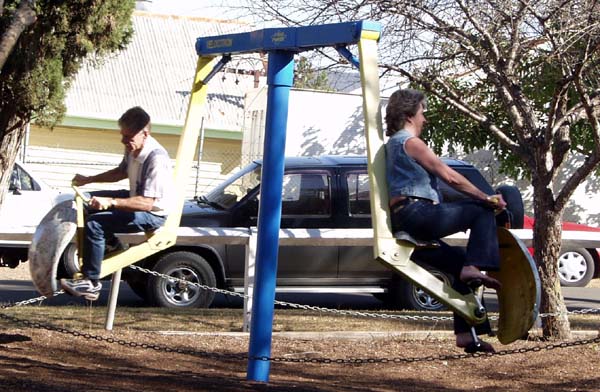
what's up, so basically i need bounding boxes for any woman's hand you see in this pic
[486,194,507,211]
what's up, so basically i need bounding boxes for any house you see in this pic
[25,10,266,198]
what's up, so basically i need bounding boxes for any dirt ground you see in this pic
[1,326,600,391]
[2,265,600,391]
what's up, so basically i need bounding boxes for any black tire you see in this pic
[390,266,453,311]
[372,292,390,303]
[58,243,81,279]
[558,247,595,287]
[495,185,524,229]
[126,278,149,300]
[147,251,216,308]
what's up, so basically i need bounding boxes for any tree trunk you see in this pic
[0,0,37,70]
[532,190,571,339]
[0,117,27,207]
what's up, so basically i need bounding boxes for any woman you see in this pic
[385,88,506,353]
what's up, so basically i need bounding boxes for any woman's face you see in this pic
[409,102,427,135]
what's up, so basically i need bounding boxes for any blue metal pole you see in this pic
[247,50,295,382]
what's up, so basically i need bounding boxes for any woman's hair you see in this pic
[385,89,426,136]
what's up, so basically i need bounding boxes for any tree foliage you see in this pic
[238,0,600,340]
[0,0,135,202]
[294,55,331,91]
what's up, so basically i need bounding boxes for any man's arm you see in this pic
[73,167,127,186]
[91,195,155,212]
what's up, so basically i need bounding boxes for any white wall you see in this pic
[24,146,227,200]
[241,88,600,226]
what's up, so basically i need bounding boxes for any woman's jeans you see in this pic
[391,199,500,335]
[81,190,166,281]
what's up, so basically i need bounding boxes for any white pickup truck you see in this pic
[0,162,71,268]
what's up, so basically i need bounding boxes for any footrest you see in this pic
[488,227,540,344]
[393,231,440,248]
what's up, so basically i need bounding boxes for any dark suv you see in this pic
[123,155,524,311]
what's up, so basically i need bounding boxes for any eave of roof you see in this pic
[59,114,242,140]
[61,11,263,137]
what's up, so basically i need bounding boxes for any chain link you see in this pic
[129,265,600,321]
[0,290,64,308]
[2,304,599,365]
[1,266,599,366]
[129,265,455,321]
[0,310,247,361]
[264,335,600,363]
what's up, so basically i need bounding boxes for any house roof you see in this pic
[63,11,265,136]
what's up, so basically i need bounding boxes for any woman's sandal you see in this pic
[464,339,495,354]
[460,266,502,291]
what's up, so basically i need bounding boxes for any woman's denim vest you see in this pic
[385,130,440,203]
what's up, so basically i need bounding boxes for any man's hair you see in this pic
[385,89,426,136]
[118,106,151,133]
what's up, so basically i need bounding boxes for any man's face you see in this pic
[120,126,148,154]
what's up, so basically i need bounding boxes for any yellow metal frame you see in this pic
[86,56,217,279]
[357,32,486,325]
[72,32,484,324]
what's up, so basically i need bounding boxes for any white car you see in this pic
[0,162,71,267]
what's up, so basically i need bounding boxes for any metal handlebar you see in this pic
[72,184,90,204]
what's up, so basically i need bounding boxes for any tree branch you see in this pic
[0,0,37,71]
[382,62,519,152]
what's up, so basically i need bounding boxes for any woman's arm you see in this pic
[405,137,506,208]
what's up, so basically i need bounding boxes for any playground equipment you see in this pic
[28,20,540,384]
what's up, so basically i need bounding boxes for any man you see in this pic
[60,106,174,300]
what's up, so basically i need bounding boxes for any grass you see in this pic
[1,306,451,332]
[1,305,598,334]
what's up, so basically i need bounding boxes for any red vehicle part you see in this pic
[523,216,600,287]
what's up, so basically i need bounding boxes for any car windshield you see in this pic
[201,162,262,209]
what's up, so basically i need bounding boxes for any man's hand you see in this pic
[89,196,114,211]
[72,174,92,186]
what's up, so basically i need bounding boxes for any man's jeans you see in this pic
[82,190,166,280]
[391,199,500,335]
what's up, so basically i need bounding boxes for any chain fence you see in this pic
[1,264,600,365]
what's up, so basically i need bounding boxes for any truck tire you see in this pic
[58,243,80,279]
[558,247,595,287]
[390,265,452,311]
[495,185,524,229]
[148,251,216,308]
[126,278,149,300]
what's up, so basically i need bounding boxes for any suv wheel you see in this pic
[148,251,216,308]
[390,266,452,311]
[126,278,149,300]
[558,247,595,287]
[58,243,80,279]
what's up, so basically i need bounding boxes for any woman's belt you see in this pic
[389,196,435,213]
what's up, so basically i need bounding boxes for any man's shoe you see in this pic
[60,278,102,301]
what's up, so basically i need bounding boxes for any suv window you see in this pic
[346,172,370,216]
[282,173,330,216]
[343,165,495,213]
